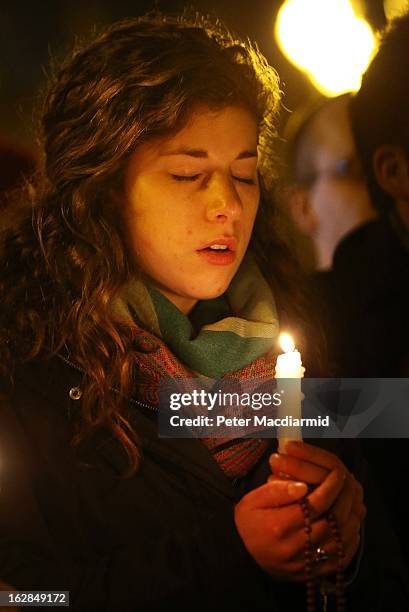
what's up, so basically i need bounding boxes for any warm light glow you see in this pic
[275,0,377,96]
[279,332,295,353]
[384,0,409,20]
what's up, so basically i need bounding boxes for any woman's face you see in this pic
[122,105,260,314]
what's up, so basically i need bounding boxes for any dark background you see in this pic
[0,0,387,150]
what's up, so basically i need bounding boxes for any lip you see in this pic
[197,249,236,266]
[196,237,238,266]
[197,237,237,252]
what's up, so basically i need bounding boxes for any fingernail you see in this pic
[288,482,307,497]
[269,453,280,462]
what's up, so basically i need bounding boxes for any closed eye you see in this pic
[233,176,256,185]
[170,174,256,185]
[171,174,201,182]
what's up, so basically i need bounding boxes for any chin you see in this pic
[195,274,237,300]
[198,291,225,301]
[191,285,229,301]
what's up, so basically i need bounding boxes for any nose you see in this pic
[205,175,242,223]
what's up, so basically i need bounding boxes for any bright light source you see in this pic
[384,0,409,20]
[275,0,377,96]
[279,333,295,353]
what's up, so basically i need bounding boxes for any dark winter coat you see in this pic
[0,354,408,611]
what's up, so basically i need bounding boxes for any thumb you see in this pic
[245,480,308,509]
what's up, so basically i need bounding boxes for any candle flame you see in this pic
[279,332,295,353]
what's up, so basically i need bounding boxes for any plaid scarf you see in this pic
[113,252,280,478]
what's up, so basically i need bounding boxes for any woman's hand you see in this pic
[234,462,347,581]
[268,441,366,575]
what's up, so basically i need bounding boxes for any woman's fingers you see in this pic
[253,443,365,583]
[308,474,363,567]
[236,470,361,583]
[314,526,361,576]
[273,442,366,526]
[268,456,365,530]
[241,479,308,510]
[306,467,346,520]
[330,473,366,531]
[288,517,361,581]
[268,467,347,529]
[234,481,310,580]
[282,441,344,472]
[269,452,329,485]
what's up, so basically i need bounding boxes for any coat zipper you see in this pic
[56,352,158,412]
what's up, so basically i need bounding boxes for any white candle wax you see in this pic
[275,349,303,379]
[275,333,305,452]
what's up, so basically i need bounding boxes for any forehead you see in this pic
[131,105,259,165]
[166,104,258,141]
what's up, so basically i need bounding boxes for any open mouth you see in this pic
[201,244,231,252]
[197,242,236,265]
[198,237,237,252]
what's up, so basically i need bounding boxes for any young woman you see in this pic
[0,13,406,612]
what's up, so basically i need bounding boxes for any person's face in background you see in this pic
[120,105,260,314]
[288,96,376,271]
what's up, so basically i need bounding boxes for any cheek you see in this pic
[125,213,150,254]
[311,182,332,215]
[123,207,161,264]
[128,211,189,270]
[244,194,260,233]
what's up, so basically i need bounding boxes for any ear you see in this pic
[373,145,409,202]
[287,185,318,236]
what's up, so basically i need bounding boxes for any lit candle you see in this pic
[275,333,305,453]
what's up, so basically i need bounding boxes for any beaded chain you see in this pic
[298,497,346,612]
[327,511,347,611]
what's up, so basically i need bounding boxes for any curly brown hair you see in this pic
[0,13,318,475]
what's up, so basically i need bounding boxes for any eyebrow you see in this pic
[160,147,258,160]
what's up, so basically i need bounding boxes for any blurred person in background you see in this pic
[287,13,409,567]
[293,13,409,377]
[285,93,376,273]
[283,93,377,375]
[345,11,409,568]
[344,12,409,378]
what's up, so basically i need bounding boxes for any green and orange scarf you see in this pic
[113,251,280,477]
